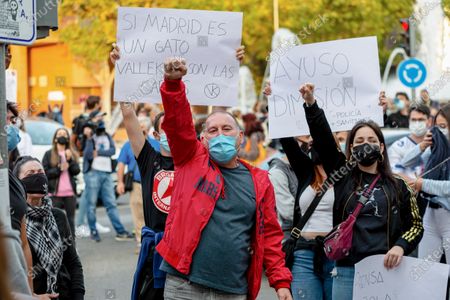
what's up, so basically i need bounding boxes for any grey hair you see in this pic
[137,116,152,131]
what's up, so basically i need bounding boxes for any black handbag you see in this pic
[124,163,136,192]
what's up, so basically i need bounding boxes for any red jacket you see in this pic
[156,78,292,300]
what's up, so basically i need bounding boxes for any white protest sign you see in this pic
[6,69,18,102]
[353,255,450,300]
[268,36,383,138]
[114,7,243,106]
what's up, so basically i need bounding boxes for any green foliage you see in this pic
[443,0,450,18]
[59,0,415,89]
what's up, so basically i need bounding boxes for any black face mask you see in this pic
[56,136,68,145]
[352,143,382,167]
[21,173,48,195]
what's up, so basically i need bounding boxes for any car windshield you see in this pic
[25,120,63,145]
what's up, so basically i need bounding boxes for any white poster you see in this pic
[6,69,18,102]
[114,7,243,106]
[268,36,383,138]
[354,255,450,300]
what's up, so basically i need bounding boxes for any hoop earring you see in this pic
[379,153,384,162]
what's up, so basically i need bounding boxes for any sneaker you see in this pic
[96,222,111,234]
[115,232,135,242]
[90,230,101,242]
[75,225,90,238]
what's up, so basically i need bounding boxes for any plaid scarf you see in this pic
[26,197,63,294]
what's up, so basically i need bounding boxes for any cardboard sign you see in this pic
[268,36,383,138]
[114,7,243,106]
[354,255,450,300]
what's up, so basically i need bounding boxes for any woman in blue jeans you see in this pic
[298,84,423,300]
[265,86,335,300]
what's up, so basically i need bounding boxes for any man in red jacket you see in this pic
[155,55,293,300]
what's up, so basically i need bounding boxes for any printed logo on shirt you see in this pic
[358,185,383,217]
[152,170,174,214]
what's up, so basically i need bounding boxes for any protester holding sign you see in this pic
[110,43,246,300]
[152,56,292,300]
[296,83,423,300]
[265,84,335,300]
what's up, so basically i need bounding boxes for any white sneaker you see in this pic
[96,222,111,233]
[75,225,90,238]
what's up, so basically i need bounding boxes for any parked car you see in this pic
[25,117,121,198]
[25,117,64,161]
[381,128,410,147]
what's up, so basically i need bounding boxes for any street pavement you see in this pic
[76,194,278,300]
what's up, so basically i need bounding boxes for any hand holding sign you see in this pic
[110,43,121,64]
[263,82,272,97]
[378,91,388,114]
[236,45,245,63]
[299,83,315,105]
[384,245,404,269]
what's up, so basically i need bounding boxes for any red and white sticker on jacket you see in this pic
[152,170,174,214]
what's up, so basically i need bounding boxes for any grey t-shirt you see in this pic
[161,163,256,294]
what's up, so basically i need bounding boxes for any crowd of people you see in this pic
[1,38,450,300]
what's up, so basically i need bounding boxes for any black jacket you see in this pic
[31,208,85,299]
[304,101,423,266]
[42,150,80,195]
[278,138,315,228]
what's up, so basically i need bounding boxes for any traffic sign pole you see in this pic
[0,43,11,228]
[410,18,416,100]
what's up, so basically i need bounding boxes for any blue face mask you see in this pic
[7,125,21,152]
[394,98,405,110]
[160,133,171,154]
[208,134,238,164]
[340,143,346,153]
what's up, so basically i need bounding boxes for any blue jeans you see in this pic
[84,170,126,235]
[291,249,334,300]
[331,266,355,300]
[76,181,112,226]
[76,192,87,226]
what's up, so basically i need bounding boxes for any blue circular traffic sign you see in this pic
[397,58,427,88]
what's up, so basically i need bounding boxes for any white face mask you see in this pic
[409,121,428,137]
[438,127,449,139]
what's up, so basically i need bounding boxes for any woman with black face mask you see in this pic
[13,156,85,300]
[295,83,423,300]
[42,128,80,237]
